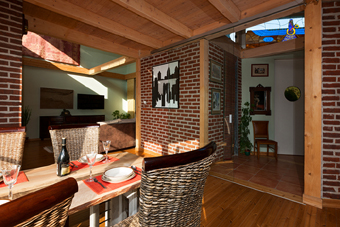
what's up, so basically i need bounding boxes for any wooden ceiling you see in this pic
[23,0,305,60]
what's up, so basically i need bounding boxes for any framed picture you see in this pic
[251,64,269,77]
[152,61,180,109]
[211,88,221,115]
[249,84,271,115]
[210,60,223,83]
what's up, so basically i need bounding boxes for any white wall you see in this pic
[274,59,304,155]
[241,51,304,153]
[22,46,135,139]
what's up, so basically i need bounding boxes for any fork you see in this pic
[93,178,107,189]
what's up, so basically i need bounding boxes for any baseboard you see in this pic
[303,194,322,208]
[323,198,340,208]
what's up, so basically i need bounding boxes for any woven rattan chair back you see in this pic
[113,141,217,227]
[0,127,26,169]
[0,178,78,227]
[49,124,100,162]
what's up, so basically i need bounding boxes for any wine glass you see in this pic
[102,140,111,163]
[2,164,21,200]
[85,151,97,182]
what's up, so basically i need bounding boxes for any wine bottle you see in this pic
[57,138,70,176]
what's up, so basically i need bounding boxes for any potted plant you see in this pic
[112,110,130,119]
[239,102,253,156]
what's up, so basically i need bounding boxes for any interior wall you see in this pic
[241,51,304,153]
[22,46,135,139]
[274,59,304,155]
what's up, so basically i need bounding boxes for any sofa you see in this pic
[97,118,136,153]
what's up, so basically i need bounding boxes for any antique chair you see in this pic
[0,127,26,169]
[0,178,78,227]
[113,141,217,227]
[252,121,278,160]
[49,124,100,162]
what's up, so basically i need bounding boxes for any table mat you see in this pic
[84,167,142,195]
[71,156,119,172]
[0,171,28,188]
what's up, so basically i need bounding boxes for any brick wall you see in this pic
[0,0,23,127]
[322,1,340,199]
[141,42,201,155]
[140,41,240,160]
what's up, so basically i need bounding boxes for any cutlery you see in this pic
[94,178,107,189]
[131,165,141,174]
[70,162,78,168]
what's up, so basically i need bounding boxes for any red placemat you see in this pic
[84,167,142,195]
[70,156,119,172]
[0,171,28,188]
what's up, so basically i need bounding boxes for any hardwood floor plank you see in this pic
[250,195,280,227]
[270,199,293,227]
[240,193,274,227]
[221,191,264,227]
[316,206,327,227]
[292,203,306,227]
[325,208,337,227]
[283,200,302,227]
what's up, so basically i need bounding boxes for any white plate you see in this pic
[104,167,134,181]
[78,154,105,164]
[102,171,135,183]
[0,200,9,205]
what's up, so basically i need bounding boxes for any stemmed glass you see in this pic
[102,140,111,163]
[2,165,21,200]
[85,151,97,182]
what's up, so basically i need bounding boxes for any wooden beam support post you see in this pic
[303,0,322,209]
[200,39,209,147]
[135,59,141,151]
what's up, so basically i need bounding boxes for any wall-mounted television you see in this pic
[77,94,104,109]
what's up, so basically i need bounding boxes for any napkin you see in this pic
[84,167,142,195]
[70,156,119,172]
[0,171,28,188]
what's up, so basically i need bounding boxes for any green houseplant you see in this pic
[112,110,130,120]
[239,102,253,156]
[22,105,32,128]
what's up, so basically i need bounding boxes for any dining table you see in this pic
[0,151,144,227]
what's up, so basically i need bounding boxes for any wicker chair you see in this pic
[0,127,26,169]
[0,177,78,227]
[113,141,217,227]
[49,124,100,162]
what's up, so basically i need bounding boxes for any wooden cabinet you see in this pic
[40,115,105,140]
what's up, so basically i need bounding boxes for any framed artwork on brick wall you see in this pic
[152,61,180,109]
[210,60,223,83]
[211,88,221,115]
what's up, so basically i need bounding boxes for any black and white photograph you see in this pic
[211,88,221,115]
[152,61,180,108]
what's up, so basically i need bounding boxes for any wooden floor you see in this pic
[201,175,340,227]
[22,140,340,226]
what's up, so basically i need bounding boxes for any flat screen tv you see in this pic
[77,94,104,109]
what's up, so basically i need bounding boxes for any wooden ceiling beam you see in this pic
[24,0,162,49]
[208,0,241,23]
[89,56,135,75]
[110,0,192,38]
[205,4,304,40]
[240,37,304,59]
[25,15,149,58]
[23,57,127,80]
[124,72,136,80]
[241,0,297,20]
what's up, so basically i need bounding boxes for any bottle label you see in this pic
[60,163,70,176]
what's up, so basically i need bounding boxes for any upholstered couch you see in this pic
[97,118,136,153]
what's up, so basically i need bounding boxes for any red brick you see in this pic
[323,40,336,45]
[323,187,336,192]
[324,175,337,180]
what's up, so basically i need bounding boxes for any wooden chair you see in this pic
[252,121,278,160]
[0,178,78,227]
[0,127,26,169]
[49,124,100,162]
[113,141,217,227]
